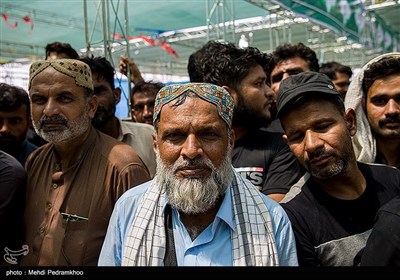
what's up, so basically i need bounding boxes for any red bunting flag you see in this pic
[2,13,18,28]
[137,34,157,46]
[113,33,124,40]
[158,40,179,58]
[2,13,34,34]
[112,33,179,58]
[22,16,34,34]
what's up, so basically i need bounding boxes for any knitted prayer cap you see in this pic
[153,83,233,128]
[28,59,93,90]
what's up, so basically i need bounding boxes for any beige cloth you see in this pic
[344,52,400,163]
[118,119,157,178]
[21,126,150,266]
[122,169,280,266]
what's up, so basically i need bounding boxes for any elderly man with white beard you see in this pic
[98,83,298,266]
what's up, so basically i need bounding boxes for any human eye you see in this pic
[271,73,283,83]
[148,102,155,110]
[200,129,220,141]
[9,117,22,126]
[30,95,47,105]
[133,104,144,111]
[290,69,303,76]
[314,122,333,133]
[370,96,388,106]
[56,92,75,103]
[163,131,185,143]
[58,93,74,103]
[287,132,303,144]
[255,81,264,88]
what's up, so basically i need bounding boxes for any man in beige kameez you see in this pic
[20,59,151,266]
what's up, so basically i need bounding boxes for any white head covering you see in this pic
[344,52,400,163]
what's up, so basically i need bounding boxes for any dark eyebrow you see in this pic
[285,67,305,75]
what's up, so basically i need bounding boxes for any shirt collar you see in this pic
[215,185,236,231]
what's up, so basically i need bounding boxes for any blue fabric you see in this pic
[98,180,298,266]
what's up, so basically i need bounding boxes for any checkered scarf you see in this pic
[122,168,279,266]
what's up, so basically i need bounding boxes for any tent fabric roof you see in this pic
[1,0,399,77]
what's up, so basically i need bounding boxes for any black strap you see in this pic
[164,204,177,266]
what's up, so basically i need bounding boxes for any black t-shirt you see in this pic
[281,162,400,266]
[0,151,27,265]
[232,128,304,195]
[358,195,400,266]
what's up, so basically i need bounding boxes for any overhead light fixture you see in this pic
[336,36,347,42]
[366,0,397,10]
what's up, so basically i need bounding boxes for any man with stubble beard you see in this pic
[80,56,156,178]
[187,41,304,202]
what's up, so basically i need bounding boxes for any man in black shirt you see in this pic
[277,71,400,266]
[188,41,304,202]
[357,195,400,266]
[0,150,26,266]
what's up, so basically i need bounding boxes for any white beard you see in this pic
[33,104,91,144]
[154,148,233,214]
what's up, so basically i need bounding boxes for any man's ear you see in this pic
[152,132,158,153]
[229,128,235,149]
[88,95,99,119]
[345,108,357,136]
[282,134,288,145]
[222,85,238,105]
[114,88,121,105]
[131,108,138,122]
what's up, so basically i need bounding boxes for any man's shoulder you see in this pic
[380,196,400,216]
[0,151,25,174]
[359,161,400,172]
[358,161,400,183]
[116,180,152,207]
[237,128,284,147]
[96,130,144,162]
[120,119,154,134]
[280,173,311,204]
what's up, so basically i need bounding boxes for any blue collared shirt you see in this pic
[98,180,298,266]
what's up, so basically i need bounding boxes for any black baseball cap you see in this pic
[276,71,340,118]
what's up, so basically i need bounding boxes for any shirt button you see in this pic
[39,227,45,234]
[46,203,52,210]
[52,183,58,189]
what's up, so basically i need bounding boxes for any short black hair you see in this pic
[265,42,319,82]
[0,83,30,117]
[362,56,400,97]
[131,81,164,99]
[45,41,79,59]
[80,56,115,89]
[320,61,352,80]
[190,40,269,91]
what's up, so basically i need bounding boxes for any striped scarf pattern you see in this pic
[122,168,279,266]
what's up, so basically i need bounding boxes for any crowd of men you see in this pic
[0,40,399,267]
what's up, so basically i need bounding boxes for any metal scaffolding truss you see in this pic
[1,0,399,76]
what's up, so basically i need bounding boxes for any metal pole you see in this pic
[102,0,109,60]
[124,0,132,114]
[83,0,91,56]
